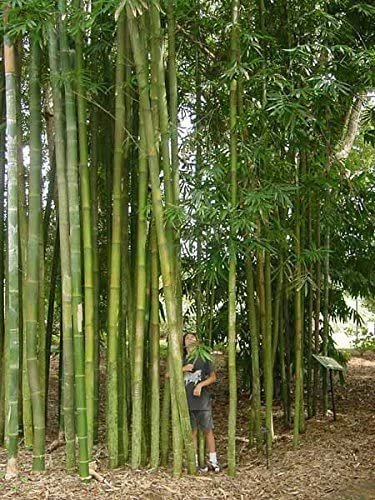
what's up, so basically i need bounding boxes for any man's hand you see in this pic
[182,363,194,373]
[193,383,202,397]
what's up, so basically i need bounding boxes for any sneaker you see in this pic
[208,461,220,473]
[197,464,208,473]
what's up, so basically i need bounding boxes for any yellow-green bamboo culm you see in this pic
[227,0,240,477]
[131,108,149,469]
[25,36,45,472]
[0,49,6,446]
[4,7,20,477]
[106,11,127,469]
[47,20,76,470]
[74,0,96,461]
[126,6,196,474]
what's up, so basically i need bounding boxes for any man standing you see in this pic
[182,332,220,472]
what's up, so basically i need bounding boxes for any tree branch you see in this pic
[335,92,368,162]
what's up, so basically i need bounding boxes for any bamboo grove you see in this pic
[0,0,374,480]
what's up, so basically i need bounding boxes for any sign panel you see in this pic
[312,354,344,371]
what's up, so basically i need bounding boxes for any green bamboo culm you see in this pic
[0,48,6,446]
[166,0,184,332]
[131,108,149,469]
[4,6,20,478]
[160,378,171,466]
[74,0,96,460]
[168,355,183,476]
[293,159,303,448]
[312,201,321,416]
[306,196,314,418]
[227,0,240,477]
[322,228,330,414]
[17,37,33,451]
[47,20,76,470]
[25,36,45,472]
[245,257,262,448]
[264,249,273,451]
[107,11,127,469]
[58,0,89,478]
[149,221,160,469]
[126,6,196,474]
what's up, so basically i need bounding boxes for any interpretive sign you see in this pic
[313,354,345,421]
[312,355,344,372]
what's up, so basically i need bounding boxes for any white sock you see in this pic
[209,452,217,464]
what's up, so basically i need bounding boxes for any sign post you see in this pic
[312,355,344,421]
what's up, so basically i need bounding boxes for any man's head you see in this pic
[183,332,198,355]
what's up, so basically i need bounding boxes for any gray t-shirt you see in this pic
[183,355,214,411]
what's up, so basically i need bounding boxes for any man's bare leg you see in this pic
[204,430,215,453]
[192,429,198,451]
[204,430,220,471]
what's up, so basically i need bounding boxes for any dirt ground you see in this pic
[0,353,374,499]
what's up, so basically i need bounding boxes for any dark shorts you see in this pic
[189,410,214,431]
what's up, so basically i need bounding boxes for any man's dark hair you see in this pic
[182,332,197,356]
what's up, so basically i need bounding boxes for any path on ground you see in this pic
[0,354,374,499]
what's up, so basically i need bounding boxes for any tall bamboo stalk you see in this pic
[107,11,127,469]
[4,8,20,477]
[149,221,160,468]
[306,189,313,418]
[160,377,171,466]
[74,0,96,459]
[45,226,59,412]
[245,256,262,448]
[227,0,240,477]
[313,201,321,416]
[58,0,89,478]
[166,0,184,335]
[15,39,33,451]
[322,228,330,414]
[293,159,303,448]
[126,7,196,473]
[131,107,149,469]
[279,281,290,426]
[0,48,6,445]
[25,36,45,472]
[89,107,100,442]
[264,249,273,450]
[48,20,76,470]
